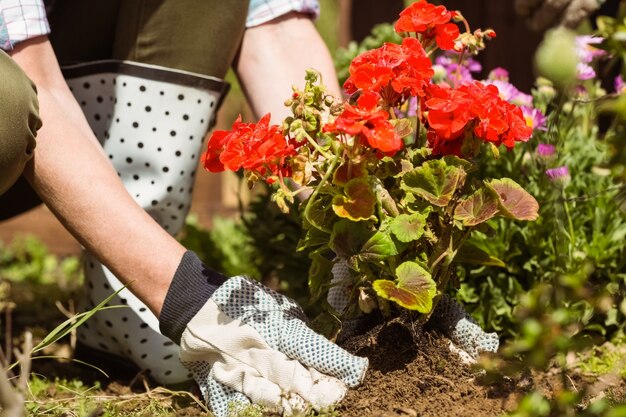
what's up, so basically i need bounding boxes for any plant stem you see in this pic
[303,151,341,233]
[304,131,333,160]
[561,189,575,260]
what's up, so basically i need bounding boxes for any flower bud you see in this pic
[535,28,578,89]
[545,166,570,187]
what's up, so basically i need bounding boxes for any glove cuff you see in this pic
[159,250,228,343]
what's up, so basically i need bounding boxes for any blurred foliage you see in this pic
[459,36,626,336]
[0,235,82,287]
[595,3,626,184]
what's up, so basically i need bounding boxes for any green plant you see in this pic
[458,30,626,340]
[201,1,538,324]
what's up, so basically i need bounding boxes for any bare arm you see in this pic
[235,12,341,123]
[9,37,185,317]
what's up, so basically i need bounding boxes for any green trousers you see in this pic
[0,0,248,219]
[0,50,40,198]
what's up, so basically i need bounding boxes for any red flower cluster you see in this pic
[323,92,403,155]
[202,114,300,181]
[425,81,532,155]
[343,37,434,104]
[394,0,460,50]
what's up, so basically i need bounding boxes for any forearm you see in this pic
[9,37,184,316]
[235,12,341,122]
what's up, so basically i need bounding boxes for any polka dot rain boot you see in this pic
[63,60,228,385]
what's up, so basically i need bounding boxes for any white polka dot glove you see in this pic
[328,259,498,362]
[159,252,368,417]
[428,294,499,362]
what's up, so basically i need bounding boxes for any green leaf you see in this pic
[372,261,436,312]
[329,220,373,259]
[390,213,428,243]
[401,159,467,207]
[454,242,506,267]
[453,187,499,226]
[332,177,377,221]
[308,249,333,300]
[486,178,540,221]
[298,222,331,252]
[358,230,398,262]
[307,194,336,231]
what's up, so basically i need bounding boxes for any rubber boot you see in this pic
[64,60,228,385]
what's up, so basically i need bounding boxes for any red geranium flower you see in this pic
[324,92,403,155]
[344,38,434,105]
[425,83,473,140]
[202,114,301,181]
[424,81,532,155]
[394,0,460,51]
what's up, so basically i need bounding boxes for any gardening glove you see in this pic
[159,251,369,417]
[428,294,499,363]
[328,259,498,362]
[514,0,606,31]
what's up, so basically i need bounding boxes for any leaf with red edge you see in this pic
[453,187,499,226]
[333,162,367,186]
[372,262,436,312]
[332,177,377,221]
[486,178,540,221]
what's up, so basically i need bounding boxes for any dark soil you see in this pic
[336,317,521,417]
[14,310,626,417]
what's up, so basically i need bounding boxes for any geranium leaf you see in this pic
[486,178,540,221]
[372,261,436,312]
[306,194,336,231]
[332,177,377,221]
[442,155,473,171]
[454,242,506,267]
[401,159,467,207]
[358,230,398,262]
[329,220,373,259]
[332,162,367,186]
[453,187,499,226]
[308,249,334,300]
[390,213,428,242]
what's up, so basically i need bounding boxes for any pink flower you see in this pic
[488,67,509,81]
[434,53,481,87]
[522,106,547,131]
[575,35,606,80]
[536,143,555,158]
[484,79,533,107]
[546,166,570,184]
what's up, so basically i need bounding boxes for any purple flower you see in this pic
[522,106,547,131]
[577,62,597,80]
[575,35,607,80]
[484,79,533,107]
[395,96,418,118]
[488,67,509,81]
[536,143,556,158]
[434,53,481,87]
[546,166,570,184]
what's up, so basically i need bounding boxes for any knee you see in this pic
[0,50,41,195]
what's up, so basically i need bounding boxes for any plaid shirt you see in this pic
[247,0,319,27]
[0,0,319,51]
[0,0,48,50]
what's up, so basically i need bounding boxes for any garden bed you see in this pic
[21,315,626,417]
